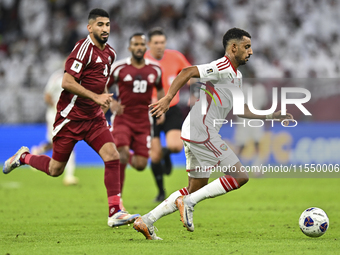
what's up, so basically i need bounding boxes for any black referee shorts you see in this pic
[153,105,183,138]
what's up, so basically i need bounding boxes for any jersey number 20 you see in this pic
[133,80,147,93]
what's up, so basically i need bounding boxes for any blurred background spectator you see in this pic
[0,0,340,123]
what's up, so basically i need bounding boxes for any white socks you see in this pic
[144,176,240,224]
[145,187,189,224]
[186,175,239,206]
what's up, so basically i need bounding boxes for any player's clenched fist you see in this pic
[94,93,113,107]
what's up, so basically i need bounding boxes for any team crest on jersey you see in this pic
[220,144,228,151]
[148,74,155,83]
[108,56,112,64]
[206,67,214,74]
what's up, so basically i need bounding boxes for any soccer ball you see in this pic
[299,207,329,237]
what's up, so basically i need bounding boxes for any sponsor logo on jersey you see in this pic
[148,74,155,83]
[220,144,228,151]
[70,60,83,73]
[96,56,102,63]
[123,74,133,82]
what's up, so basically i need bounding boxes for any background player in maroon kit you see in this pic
[109,33,164,210]
[3,8,139,228]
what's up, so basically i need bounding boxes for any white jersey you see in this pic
[181,56,242,143]
[45,69,64,112]
[44,69,64,140]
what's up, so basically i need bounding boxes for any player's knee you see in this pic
[168,145,182,153]
[118,151,129,164]
[133,159,148,171]
[135,164,147,171]
[105,149,120,161]
[99,143,120,162]
[48,166,64,177]
[150,152,162,163]
[237,174,249,187]
[167,142,183,153]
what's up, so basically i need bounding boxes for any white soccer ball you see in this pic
[299,207,329,237]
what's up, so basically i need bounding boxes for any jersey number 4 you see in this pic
[133,80,147,93]
[103,64,108,77]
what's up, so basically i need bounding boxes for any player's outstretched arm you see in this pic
[157,88,165,101]
[238,104,294,126]
[62,72,113,108]
[150,66,199,117]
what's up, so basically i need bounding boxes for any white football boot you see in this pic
[3,146,30,174]
[108,211,140,227]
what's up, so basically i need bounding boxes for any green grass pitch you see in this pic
[0,166,339,254]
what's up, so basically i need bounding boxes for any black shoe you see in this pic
[162,148,172,175]
[153,193,165,202]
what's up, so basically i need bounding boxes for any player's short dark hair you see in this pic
[88,8,109,21]
[129,32,146,43]
[223,28,251,50]
[148,27,167,41]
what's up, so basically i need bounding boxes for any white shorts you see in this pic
[184,135,239,179]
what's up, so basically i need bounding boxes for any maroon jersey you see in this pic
[58,35,117,120]
[109,58,162,123]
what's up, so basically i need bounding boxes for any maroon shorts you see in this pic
[52,113,114,162]
[111,115,151,158]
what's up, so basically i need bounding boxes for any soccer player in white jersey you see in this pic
[133,28,293,240]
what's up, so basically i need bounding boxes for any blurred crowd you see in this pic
[0,0,340,123]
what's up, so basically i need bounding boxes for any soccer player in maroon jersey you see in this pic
[3,8,139,227]
[108,33,164,210]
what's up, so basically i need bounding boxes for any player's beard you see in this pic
[236,55,247,66]
[132,50,146,61]
[236,54,251,66]
[94,33,109,45]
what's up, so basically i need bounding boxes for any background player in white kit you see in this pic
[31,68,78,186]
[133,28,293,240]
